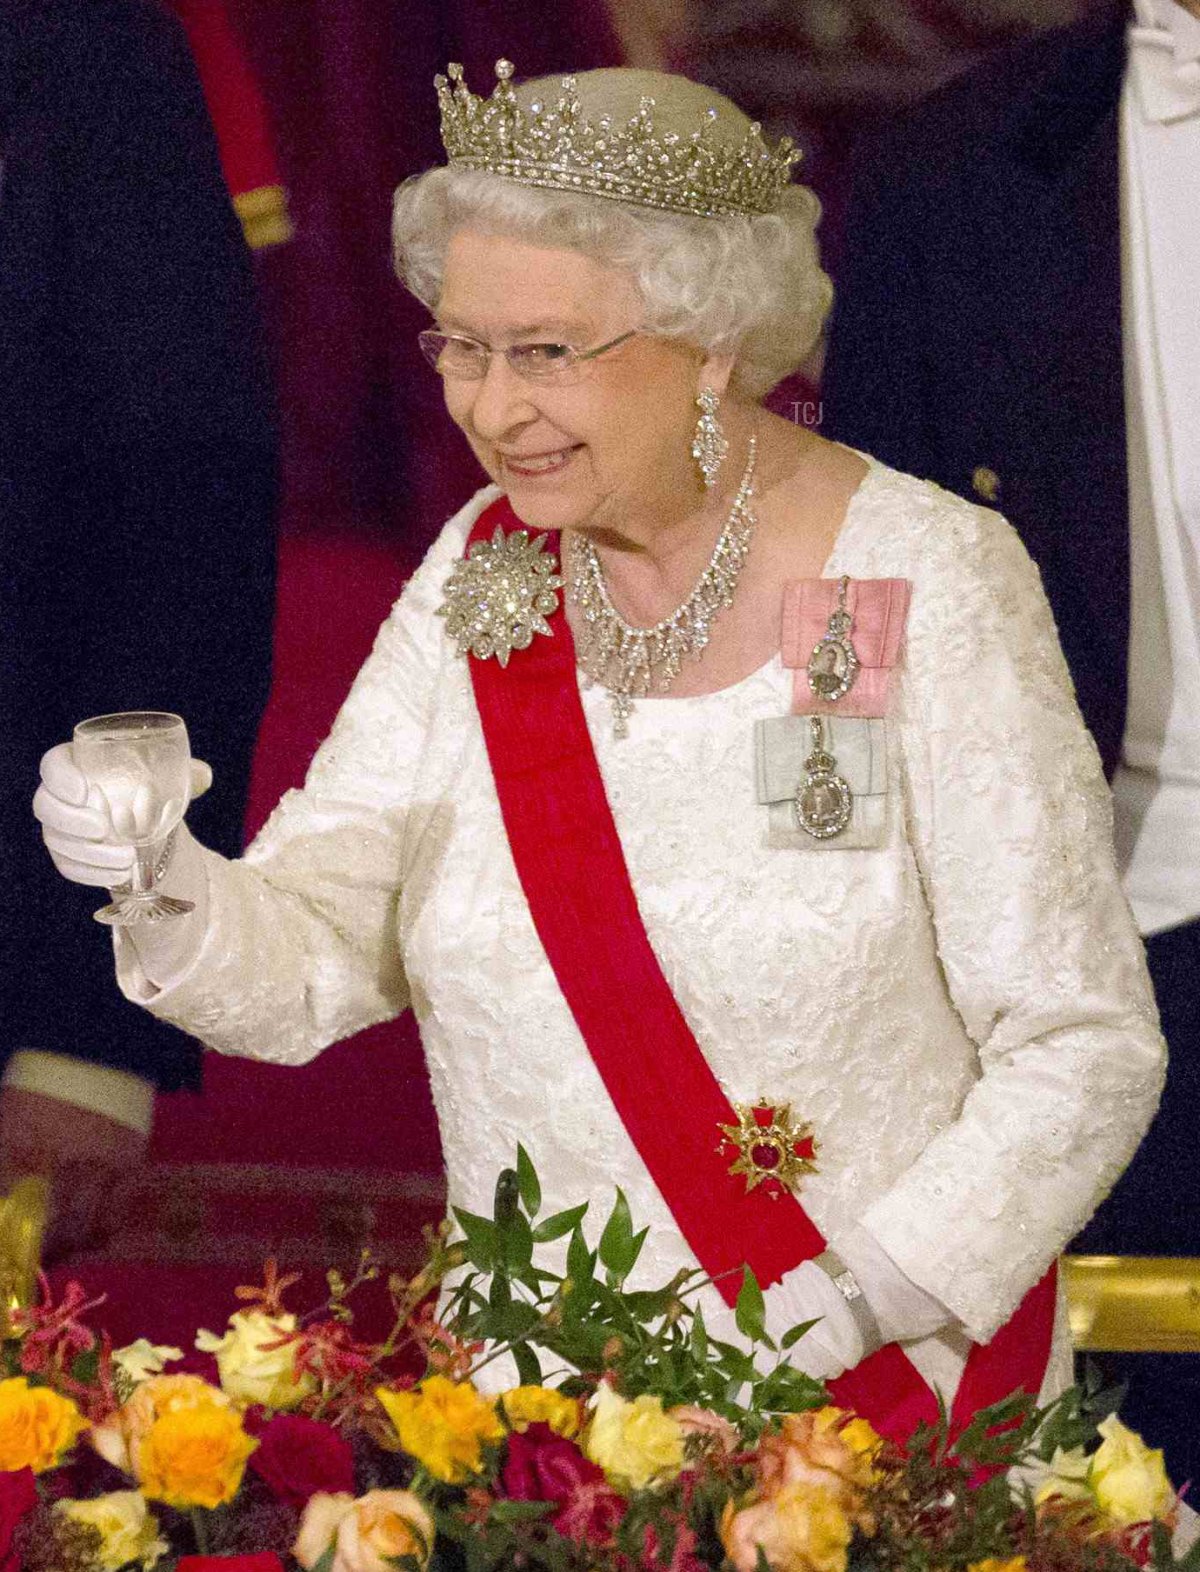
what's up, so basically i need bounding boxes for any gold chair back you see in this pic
[1063,1255,1200,1354]
[0,1176,49,1329]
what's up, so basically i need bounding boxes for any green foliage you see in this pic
[441,1155,828,1428]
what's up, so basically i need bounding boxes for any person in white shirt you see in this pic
[824,0,1200,1485]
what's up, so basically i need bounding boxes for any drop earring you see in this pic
[692,387,728,490]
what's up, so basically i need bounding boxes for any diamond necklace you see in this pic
[568,434,758,738]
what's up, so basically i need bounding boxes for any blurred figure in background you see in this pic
[0,0,277,1256]
[823,0,1200,1482]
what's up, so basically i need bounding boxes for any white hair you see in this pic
[392,166,831,399]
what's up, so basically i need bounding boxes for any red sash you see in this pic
[465,497,1056,1445]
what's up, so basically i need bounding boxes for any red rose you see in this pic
[641,1519,708,1572]
[245,1412,355,1508]
[0,1469,36,1572]
[500,1424,626,1547]
[551,1478,627,1547]
[177,1558,285,1571]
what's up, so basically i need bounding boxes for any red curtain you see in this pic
[224,0,623,547]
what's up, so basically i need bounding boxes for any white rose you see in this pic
[112,1340,184,1390]
[195,1309,314,1409]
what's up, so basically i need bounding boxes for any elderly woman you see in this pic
[35,62,1163,1439]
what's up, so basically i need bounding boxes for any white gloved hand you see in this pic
[761,1260,869,1382]
[34,741,212,889]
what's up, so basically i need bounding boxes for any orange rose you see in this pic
[137,1398,258,1509]
[759,1407,880,1515]
[721,1482,853,1572]
[0,1378,87,1473]
[92,1373,232,1478]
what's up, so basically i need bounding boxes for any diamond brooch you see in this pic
[438,525,562,665]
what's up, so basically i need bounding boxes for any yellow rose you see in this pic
[137,1398,258,1509]
[1031,1445,1093,1509]
[92,1373,231,1477]
[0,1376,88,1473]
[583,1384,685,1492]
[294,1489,434,1572]
[967,1560,1028,1572]
[195,1309,314,1410]
[721,1482,853,1572]
[57,1491,168,1571]
[499,1385,583,1438]
[376,1376,504,1484]
[1089,1415,1176,1527]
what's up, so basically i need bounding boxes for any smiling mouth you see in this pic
[501,446,580,476]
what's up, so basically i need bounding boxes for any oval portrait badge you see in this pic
[807,632,859,702]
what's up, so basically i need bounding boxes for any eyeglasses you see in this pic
[417,327,638,384]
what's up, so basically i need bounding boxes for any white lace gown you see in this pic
[119,459,1165,1403]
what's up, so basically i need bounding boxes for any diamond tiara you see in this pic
[435,59,801,221]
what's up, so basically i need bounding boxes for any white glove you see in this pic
[33,741,212,890]
[33,739,212,986]
[761,1260,869,1383]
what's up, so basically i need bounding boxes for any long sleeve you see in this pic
[116,492,491,1065]
[860,495,1165,1341]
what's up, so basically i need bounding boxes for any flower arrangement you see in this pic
[0,1152,1191,1572]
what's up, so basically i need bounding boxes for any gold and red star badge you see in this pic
[719,1102,819,1196]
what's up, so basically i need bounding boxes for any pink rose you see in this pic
[669,1405,740,1455]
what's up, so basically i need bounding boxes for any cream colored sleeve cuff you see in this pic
[3,1051,155,1136]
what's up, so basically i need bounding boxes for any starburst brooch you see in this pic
[719,1102,819,1196]
[438,526,562,665]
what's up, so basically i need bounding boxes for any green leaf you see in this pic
[623,1287,676,1319]
[70,1347,100,1386]
[599,1188,636,1278]
[512,1340,543,1386]
[494,1168,522,1224]
[781,1317,820,1351]
[515,1144,541,1217]
[489,1301,540,1342]
[312,1548,338,1572]
[627,1226,649,1276]
[498,1211,535,1274]
[690,1306,709,1362]
[532,1202,589,1243]
[567,1224,596,1285]
[734,1266,766,1344]
[488,1499,555,1524]
[488,1273,512,1313]
[452,1208,497,1271]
